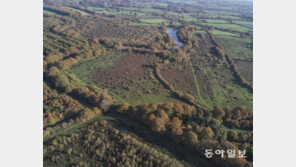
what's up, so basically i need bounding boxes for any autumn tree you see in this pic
[54,75,70,90]
[162,102,174,111]
[181,130,198,148]
[139,103,153,114]
[148,113,156,123]
[115,41,123,50]
[238,132,248,142]
[47,66,61,78]
[82,49,93,59]
[204,110,213,125]
[156,109,169,121]
[45,53,63,64]
[69,46,78,55]
[151,117,167,133]
[43,60,48,70]
[92,107,102,115]
[233,108,242,120]
[149,102,158,111]
[94,48,104,57]
[199,127,215,140]
[227,130,238,141]
[212,106,225,119]
[169,117,183,136]
[43,112,62,127]
[174,103,184,117]
[79,108,95,121]
[184,105,196,119]
[224,106,232,118]
[118,102,130,113]
[99,93,113,112]
[92,37,100,45]
[58,57,78,70]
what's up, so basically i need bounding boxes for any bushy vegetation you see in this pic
[116,102,253,166]
[44,119,185,167]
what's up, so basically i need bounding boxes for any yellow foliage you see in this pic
[45,54,63,64]
[118,102,130,113]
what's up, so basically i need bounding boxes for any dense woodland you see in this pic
[43,0,253,166]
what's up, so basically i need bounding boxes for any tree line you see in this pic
[115,102,253,166]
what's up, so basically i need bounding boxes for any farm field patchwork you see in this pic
[43,0,253,166]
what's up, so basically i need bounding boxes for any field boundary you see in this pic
[154,63,209,111]
[206,30,253,92]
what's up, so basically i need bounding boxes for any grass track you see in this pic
[188,58,212,109]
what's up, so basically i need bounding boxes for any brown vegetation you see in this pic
[44,119,185,167]
[115,102,253,166]
[154,63,208,111]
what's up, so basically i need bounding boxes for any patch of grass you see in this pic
[141,18,167,24]
[234,60,253,84]
[87,6,106,11]
[188,59,212,109]
[69,51,185,106]
[131,22,152,26]
[44,9,58,15]
[190,55,252,108]
[193,26,207,34]
[201,23,251,33]
[202,62,253,108]
[156,2,169,7]
[184,17,197,22]
[68,50,120,84]
[113,87,183,106]
[216,36,253,60]
[62,6,90,15]
[141,8,161,12]
[234,21,253,26]
[211,29,239,37]
[204,19,228,24]
[221,125,250,133]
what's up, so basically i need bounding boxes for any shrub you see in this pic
[181,130,198,147]
[45,54,63,64]
[213,106,225,119]
[118,102,130,113]
[199,127,215,140]
[47,67,61,78]
[150,117,167,133]
[54,75,70,90]
[99,99,112,112]
[227,130,238,141]
[79,108,95,120]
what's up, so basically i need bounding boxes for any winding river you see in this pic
[166,29,184,48]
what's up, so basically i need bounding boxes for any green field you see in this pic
[203,19,228,24]
[234,20,253,26]
[141,18,167,24]
[43,9,56,15]
[62,6,90,15]
[193,56,252,108]
[201,23,251,32]
[216,36,253,60]
[211,29,239,37]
